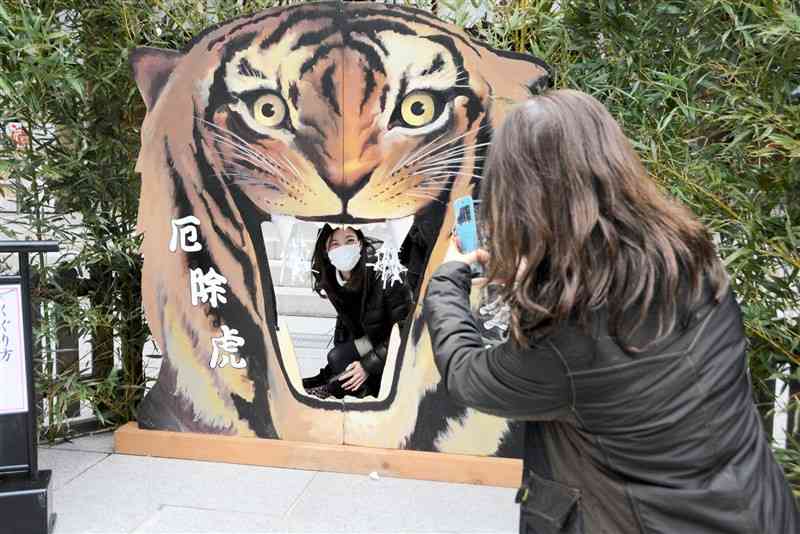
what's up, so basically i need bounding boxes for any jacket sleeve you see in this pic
[361,276,413,375]
[422,262,578,421]
[384,274,414,331]
[359,344,388,376]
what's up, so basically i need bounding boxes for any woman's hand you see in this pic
[443,235,491,288]
[443,235,491,267]
[340,361,368,391]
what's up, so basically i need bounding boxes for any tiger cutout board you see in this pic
[130,1,549,458]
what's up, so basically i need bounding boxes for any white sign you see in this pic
[0,285,28,415]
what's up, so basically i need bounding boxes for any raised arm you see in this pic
[423,262,581,421]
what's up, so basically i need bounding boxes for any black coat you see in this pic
[327,258,413,375]
[424,262,799,534]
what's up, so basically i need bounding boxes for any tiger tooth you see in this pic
[271,214,297,251]
[386,215,414,248]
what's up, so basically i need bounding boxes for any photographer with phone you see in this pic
[423,90,798,533]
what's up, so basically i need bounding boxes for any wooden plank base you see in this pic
[114,422,522,488]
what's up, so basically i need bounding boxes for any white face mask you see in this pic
[328,243,361,272]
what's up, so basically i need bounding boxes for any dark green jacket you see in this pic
[424,262,798,534]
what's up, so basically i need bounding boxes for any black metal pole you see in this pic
[0,241,58,255]
[17,251,37,480]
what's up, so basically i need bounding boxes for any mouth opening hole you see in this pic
[259,217,432,404]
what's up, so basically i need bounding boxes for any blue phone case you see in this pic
[454,196,479,253]
[454,196,483,277]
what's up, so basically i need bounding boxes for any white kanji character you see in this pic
[210,325,246,369]
[190,267,228,308]
[169,216,202,252]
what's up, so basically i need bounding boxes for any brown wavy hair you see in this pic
[480,89,729,352]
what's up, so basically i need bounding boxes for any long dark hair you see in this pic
[480,89,729,352]
[310,224,377,299]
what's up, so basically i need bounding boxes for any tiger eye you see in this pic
[400,91,437,127]
[253,93,286,128]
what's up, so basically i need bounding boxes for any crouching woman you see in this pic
[303,224,412,399]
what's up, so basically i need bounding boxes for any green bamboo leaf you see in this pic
[0,75,13,97]
[724,247,753,267]
[66,77,84,98]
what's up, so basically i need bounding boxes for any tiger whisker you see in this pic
[414,142,493,167]
[395,123,486,173]
[420,140,493,161]
[417,171,484,181]
[412,155,486,172]
[208,131,285,175]
[219,137,287,176]
[404,124,489,167]
[222,171,284,192]
[227,180,284,190]
[215,141,283,177]
[419,169,484,178]
[274,154,307,190]
[387,130,452,177]
[418,153,482,165]
[223,154,283,178]
[412,166,464,178]
[413,185,453,193]
[223,171,271,181]
[399,124,490,171]
[196,115,287,173]
[411,159,472,176]
[223,160,298,193]
[403,192,446,204]
[415,176,456,185]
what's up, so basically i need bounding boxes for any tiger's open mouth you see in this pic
[258,209,439,408]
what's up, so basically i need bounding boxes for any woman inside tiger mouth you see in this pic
[302,224,413,399]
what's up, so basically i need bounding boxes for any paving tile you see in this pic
[131,505,289,533]
[49,431,115,454]
[51,454,316,534]
[286,471,519,533]
[37,448,109,491]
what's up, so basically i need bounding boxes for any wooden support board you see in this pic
[114,422,523,488]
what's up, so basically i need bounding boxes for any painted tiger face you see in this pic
[131,2,548,454]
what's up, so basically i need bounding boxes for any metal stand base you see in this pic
[0,469,56,534]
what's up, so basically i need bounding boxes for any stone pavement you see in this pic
[38,432,519,534]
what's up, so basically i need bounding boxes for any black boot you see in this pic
[302,366,330,390]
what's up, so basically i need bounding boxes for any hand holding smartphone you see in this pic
[453,195,484,277]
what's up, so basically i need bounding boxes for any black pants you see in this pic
[325,341,381,398]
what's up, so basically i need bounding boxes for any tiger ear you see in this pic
[474,45,552,117]
[129,47,182,111]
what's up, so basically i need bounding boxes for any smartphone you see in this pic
[453,195,483,276]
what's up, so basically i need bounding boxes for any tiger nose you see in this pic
[339,166,373,205]
[334,158,378,199]
[343,159,372,180]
